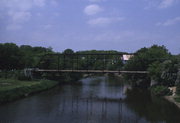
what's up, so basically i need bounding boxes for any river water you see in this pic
[0,76,180,123]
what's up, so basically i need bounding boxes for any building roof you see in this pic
[122,55,133,61]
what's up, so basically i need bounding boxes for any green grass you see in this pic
[0,79,58,103]
[150,85,171,96]
[174,96,180,103]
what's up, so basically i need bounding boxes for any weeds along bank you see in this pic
[0,79,58,103]
[0,69,84,104]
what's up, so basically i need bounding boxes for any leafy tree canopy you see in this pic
[124,45,171,71]
[63,49,74,54]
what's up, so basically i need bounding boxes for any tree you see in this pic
[125,45,170,71]
[19,45,53,68]
[147,53,180,87]
[63,49,74,54]
[124,45,171,87]
[0,43,22,70]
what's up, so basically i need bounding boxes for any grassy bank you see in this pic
[0,79,58,103]
[164,96,180,109]
[150,86,172,96]
[174,96,180,103]
[150,85,180,109]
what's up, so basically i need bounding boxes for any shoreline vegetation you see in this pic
[164,96,180,109]
[1,77,180,109]
[150,85,180,109]
[0,43,180,109]
[0,79,58,104]
[166,87,180,109]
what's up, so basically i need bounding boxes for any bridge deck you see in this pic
[35,69,148,74]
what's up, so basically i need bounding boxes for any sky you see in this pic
[0,0,180,54]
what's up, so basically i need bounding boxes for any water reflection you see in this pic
[125,88,180,123]
[0,76,180,123]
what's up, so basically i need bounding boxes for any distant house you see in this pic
[122,54,134,64]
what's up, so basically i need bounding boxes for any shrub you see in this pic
[174,97,180,103]
[17,71,32,81]
[176,83,180,95]
[151,85,171,96]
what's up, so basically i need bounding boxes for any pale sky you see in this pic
[0,0,180,54]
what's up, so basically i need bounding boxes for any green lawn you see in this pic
[0,79,39,91]
[0,79,58,103]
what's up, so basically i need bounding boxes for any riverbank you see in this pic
[0,79,58,103]
[164,96,180,109]
[162,87,180,109]
[150,86,180,109]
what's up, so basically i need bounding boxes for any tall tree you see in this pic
[124,45,171,87]
[0,43,22,70]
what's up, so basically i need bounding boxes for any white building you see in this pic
[122,54,134,63]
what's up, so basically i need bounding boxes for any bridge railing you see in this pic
[37,53,128,71]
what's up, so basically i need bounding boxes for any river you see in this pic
[0,76,180,123]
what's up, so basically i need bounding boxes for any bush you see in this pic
[17,71,32,81]
[0,70,32,81]
[151,86,171,96]
[176,83,180,95]
[174,97,180,102]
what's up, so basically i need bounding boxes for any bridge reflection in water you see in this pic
[0,76,179,123]
[58,96,139,123]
